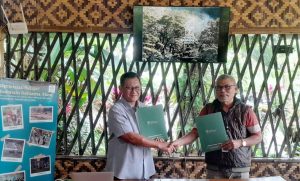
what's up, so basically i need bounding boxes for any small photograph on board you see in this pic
[29,106,53,123]
[1,138,25,162]
[30,155,51,177]
[28,127,53,148]
[1,104,23,131]
[0,170,26,181]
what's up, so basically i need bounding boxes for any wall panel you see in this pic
[2,0,300,33]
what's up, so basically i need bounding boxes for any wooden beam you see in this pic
[0,30,5,77]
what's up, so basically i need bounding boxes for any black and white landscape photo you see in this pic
[134,6,230,63]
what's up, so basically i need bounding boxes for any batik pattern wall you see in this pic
[2,0,300,33]
[55,157,300,181]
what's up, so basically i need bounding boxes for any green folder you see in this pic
[195,112,229,152]
[136,104,168,140]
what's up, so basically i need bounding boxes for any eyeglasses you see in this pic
[215,84,236,91]
[125,86,141,92]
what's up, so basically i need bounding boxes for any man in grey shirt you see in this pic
[104,72,172,179]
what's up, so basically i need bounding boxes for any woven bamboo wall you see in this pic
[2,0,300,34]
[55,157,300,181]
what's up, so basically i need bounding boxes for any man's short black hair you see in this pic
[120,71,141,86]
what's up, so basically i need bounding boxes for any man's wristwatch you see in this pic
[241,139,247,147]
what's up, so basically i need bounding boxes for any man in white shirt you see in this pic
[104,71,172,179]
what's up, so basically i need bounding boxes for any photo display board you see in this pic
[0,78,58,181]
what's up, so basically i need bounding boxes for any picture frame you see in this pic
[29,106,53,123]
[1,104,24,131]
[133,6,230,63]
[30,155,51,177]
[1,138,25,162]
[0,171,26,181]
[28,127,53,148]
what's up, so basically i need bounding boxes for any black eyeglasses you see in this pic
[215,84,236,91]
[125,86,141,92]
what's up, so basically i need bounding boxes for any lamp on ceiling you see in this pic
[1,3,28,35]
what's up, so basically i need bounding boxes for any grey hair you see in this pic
[216,74,237,85]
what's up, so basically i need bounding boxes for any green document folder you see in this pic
[136,104,168,140]
[195,112,229,152]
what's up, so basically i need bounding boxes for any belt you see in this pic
[207,164,250,172]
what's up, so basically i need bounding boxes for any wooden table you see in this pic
[57,176,285,181]
[117,176,285,181]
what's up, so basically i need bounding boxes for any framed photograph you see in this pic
[1,138,25,162]
[28,127,53,148]
[133,6,230,63]
[29,106,53,123]
[1,104,23,131]
[30,155,51,177]
[0,171,26,181]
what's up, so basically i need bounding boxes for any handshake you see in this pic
[154,139,180,154]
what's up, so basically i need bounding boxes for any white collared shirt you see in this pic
[104,98,155,179]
